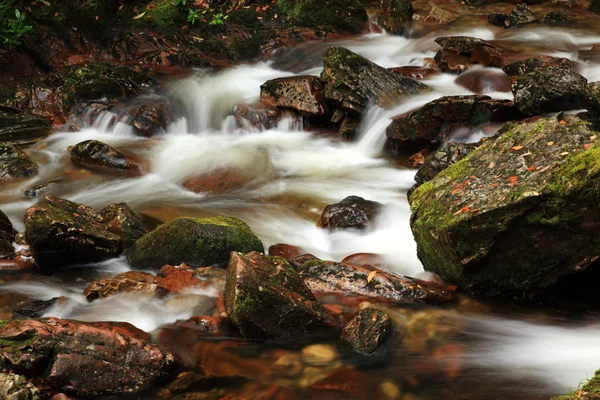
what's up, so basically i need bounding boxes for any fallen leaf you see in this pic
[592,135,598,141]
[492,183,499,187]
[461,206,469,213]
[133,11,146,19]
[522,152,532,157]
[528,165,537,171]
[510,145,524,152]
[559,120,567,125]
[560,152,569,156]
[470,208,480,213]
[367,270,377,283]
[488,162,495,168]
[451,189,460,195]
[470,175,477,179]
[538,166,552,173]
[453,209,462,216]
[547,141,554,146]
[509,176,518,183]
[38,0,51,6]
[119,4,124,10]
[584,143,592,149]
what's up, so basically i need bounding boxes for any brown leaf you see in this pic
[470,208,480,213]
[547,141,554,146]
[584,143,592,149]
[559,120,567,125]
[488,162,495,168]
[528,165,537,171]
[367,270,377,283]
[460,206,469,213]
[509,145,524,152]
[509,176,518,183]
[538,166,552,173]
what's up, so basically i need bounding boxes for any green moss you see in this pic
[141,0,183,28]
[278,0,367,33]
[552,369,600,399]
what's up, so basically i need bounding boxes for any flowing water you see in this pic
[3,16,600,399]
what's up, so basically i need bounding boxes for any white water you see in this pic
[3,24,600,395]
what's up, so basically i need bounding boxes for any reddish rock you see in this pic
[341,253,385,267]
[268,243,305,259]
[232,104,283,129]
[0,318,181,397]
[183,168,252,194]
[340,308,393,355]
[470,46,506,68]
[83,271,156,301]
[455,69,511,94]
[434,51,472,74]
[0,258,34,272]
[100,202,148,251]
[389,66,438,80]
[260,76,329,116]
[502,56,576,77]
[155,264,207,295]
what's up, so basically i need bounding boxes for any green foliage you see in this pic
[187,8,202,25]
[209,12,224,25]
[1,4,32,47]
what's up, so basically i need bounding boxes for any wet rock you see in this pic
[13,297,65,319]
[99,203,148,250]
[387,95,520,147]
[24,179,64,198]
[583,82,600,118]
[320,47,428,114]
[298,259,453,303]
[590,0,600,14]
[232,104,283,129]
[127,216,264,270]
[0,144,38,182]
[488,12,508,26]
[378,0,412,35]
[502,56,576,77]
[70,140,142,175]
[224,251,339,340]
[341,253,385,267]
[434,51,473,74]
[511,67,588,115]
[455,68,511,94]
[0,317,181,397]
[127,101,172,137]
[503,4,538,28]
[389,66,438,80]
[317,196,382,230]
[340,308,393,354]
[0,106,52,146]
[339,117,359,138]
[466,0,501,5]
[260,76,328,116]
[174,315,237,336]
[268,243,305,259]
[542,9,574,24]
[309,367,375,399]
[422,6,459,24]
[278,0,368,33]
[155,264,206,296]
[0,210,15,258]
[25,196,121,269]
[0,372,40,400]
[183,167,257,195]
[470,46,506,68]
[409,115,600,296]
[83,271,156,301]
[415,142,478,185]
[434,36,494,55]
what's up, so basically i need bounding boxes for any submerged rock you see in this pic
[0,144,38,182]
[277,0,368,33]
[0,106,52,146]
[340,308,393,355]
[260,76,328,116]
[378,0,412,35]
[317,196,382,231]
[70,140,142,175]
[410,115,600,296]
[542,9,574,24]
[83,271,156,301]
[511,67,588,115]
[320,46,428,114]
[99,203,148,250]
[127,101,172,137]
[297,259,453,303]
[224,251,339,340]
[0,318,180,397]
[24,179,64,198]
[502,56,576,77]
[415,142,479,185]
[25,196,121,269]
[127,216,264,270]
[0,372,40,400]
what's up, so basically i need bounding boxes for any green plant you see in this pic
[187,8,202,24]
[175,0,187,6]
[2,8,32,47]
[209,12,224,25]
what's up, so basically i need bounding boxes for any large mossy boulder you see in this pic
[278,0,368,33]
[0,106,52,146]
[224,251,339,340]
[320,47,428,114]
[410,114,600,296]
[25,196,121,269]
[0,144,38,182]
[378,0,413,35]
[127,216,264,270]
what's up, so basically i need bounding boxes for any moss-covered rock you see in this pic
[0,106,52,146]
[378,0,412,35]
[414,142,479,185]
[553,370,600,399]
[320,46,428,114]
[340,308,393,355]
[502,56,575,77]
[25,196,121,269]
[224,251,339,340]
[127,216,264,270]
[99,203,148,251]
[70,140,142,175]
[278,0,368,33]
[0,144,38,182]
[410,114,600,297]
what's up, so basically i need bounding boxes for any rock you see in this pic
[297,259,453,302]
[317,196,382,230]
[0,372,40,400]
[511,67,588,115]
[339,117,359,138]
[340,308,393,354]
[434,36,494,55]
[409,114,600,296]
[155,264,206,295]
[320,47,428,114]
[277,0,368,33]
[488,12,508,26]
[470,46,506,68]
[99,203,148,250]
[389,66,438,80]
[434,51,473,74]
[260,76,328,116]
[0,144,38,182]
[166,315,237,337]
[423,6,459,24]
[502,56,576,77]
[0,106,52,146]
[13,297,65,318]
[455,68,511,94]
[415,142,479,185]
[24,179,64,198]
[83,271,156,301]
[387,95,520,147]
[0,210,15,258]
[268,243,305,259]
[127,216,264,270]
[70,140,142,175]
[183,168,255,195]
[224,251,339,340]
[378,0,413,35]
[590,0,600,14]
[232,104,283,130]
[127,100,172,137]
[504,3,538,28]
[542,9,574,24]
[25,196,121,269]
[0,317,180,397]
[583,81,600,118]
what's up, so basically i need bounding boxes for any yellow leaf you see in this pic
[133,11,146,20]
[367,270,377,283]
[39,0,51,6]
[547,141,554,146]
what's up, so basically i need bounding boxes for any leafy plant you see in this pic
[187,8,201,25]
[174,0,187,6]
[209,12,224,25]
[2,8,32,47]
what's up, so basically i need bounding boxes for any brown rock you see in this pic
[268,243,305,259]
[455,69,511,94]
[470,46,505,68]
[389,66,438,80]
[70,140,142,175]
[127,100,172,137]
[83,271,156,301]
[99,202,148,251]
[232,104,283,129]
[183,168,252,195]
[434,51,472,74]
[340,308,393,354]
[423,6,459,24]
[260,76,328,116]
[502,56,576,77]
[341,253,385,267]
[155,264,207,295]
[317,196,382,231]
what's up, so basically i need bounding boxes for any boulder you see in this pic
[127,100,172,137]
[297,259,453,302]
[409,115,600,296]
[469,46,507,68]
[511,67,588,115]
[542,9,574,24]
[340,308,393,355]
[434,50,473,73]
[434,36,494,55]
[0,210,15,258]
[387,95,520,147]
[70,140,142,175]
[0,106,52,146]
[0,318,180,397]
[590,0,600,14]
[154,264,207,296]
[232,104,283,129]
[0,144,38,182]
[320,46,428,114]
[99,203,148,250]
[0,372,40,400]
[224,251,339,340]
[490,4,538,28]
[13,297,66,319]
[502,56,576,77]
[378,0,413,35]
[277,0,368,33]
[260,76,328,116]
[414,142,479,185]
[127,216,264,270]
[83,271,156,301]
[24,196,121,269]
[317,196,382,230]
